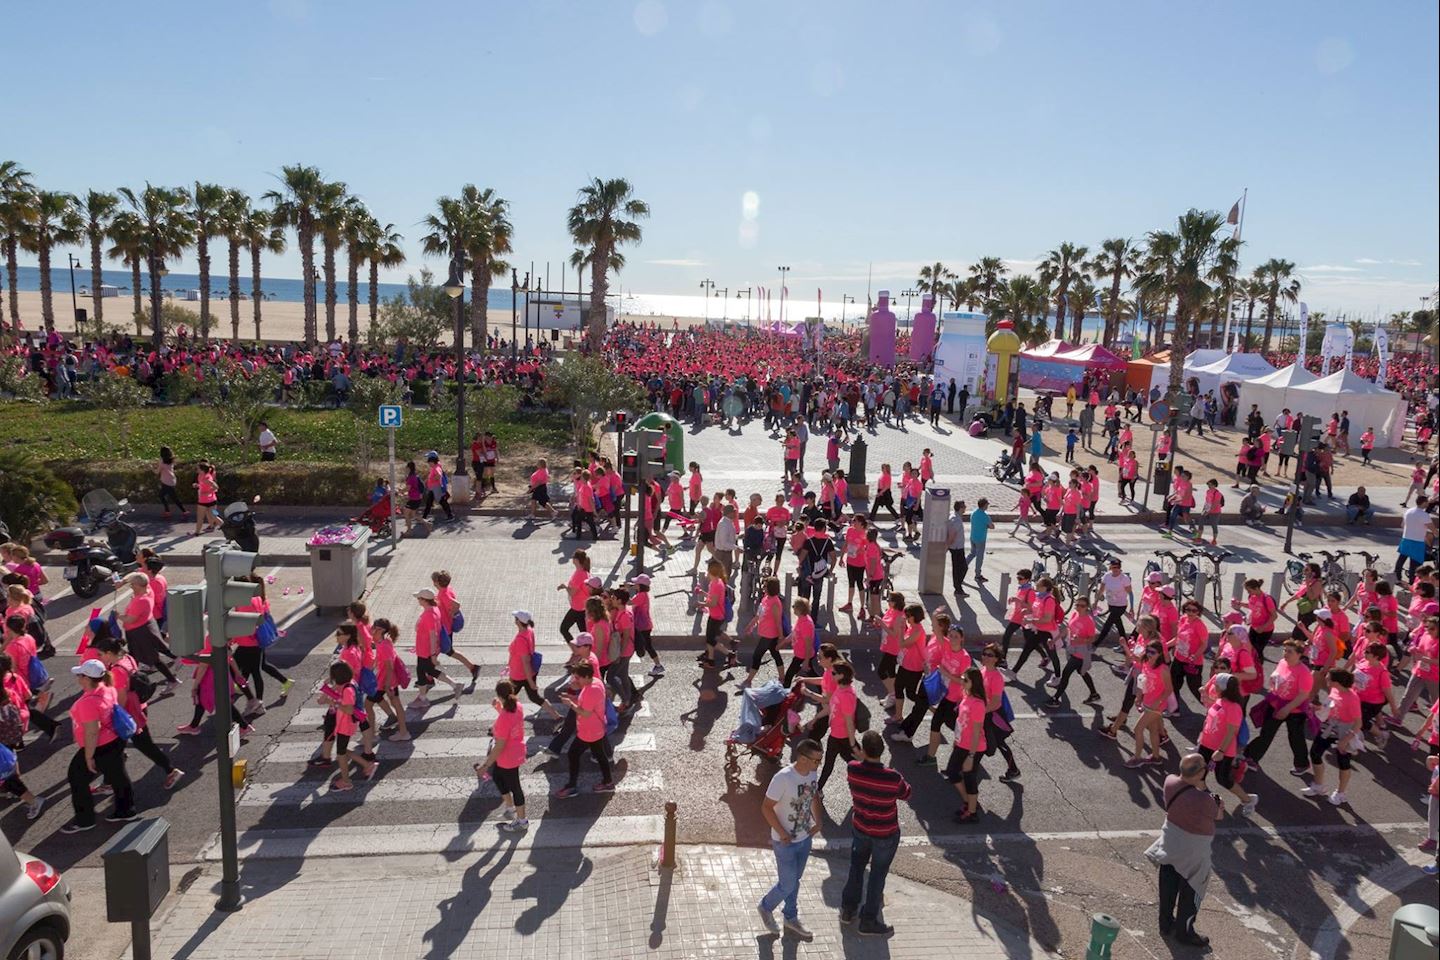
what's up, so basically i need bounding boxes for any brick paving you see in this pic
[137,845,1048,959]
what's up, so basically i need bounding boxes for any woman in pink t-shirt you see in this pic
[1127,642,1172,767]
[1196,673,1256,814]
[412,588,462,707]
[320,661,377,792]
[912,621,971,755]
[553,661,614,798]
[431,570,479,681]
[781,598,817,686]
[1302,668,1363,806]
[1169,601,1209,710]
[556,551,592,645]
[739,578,787,688]
[371,618,411,741]
[816,660,860,790]
[119,572,179,688]
[475,680,530,831]
[527,458,556,519]
[62,660,135,831]
[876,592,906,708]
[947,668,988,823]
[192,460,221,535]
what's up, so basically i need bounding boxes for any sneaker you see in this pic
[163,769,184,790]
[782,918,814,942]
[1240,795,1259,817]
[553,786,579,799]
[1044,676,1061,688]
[411,697,430,710]
[162,681,181,694]
[249,700,267,717]
[649,664,666,677]
[857,920,895,937]
[999,767,1022,782]
[839,907,857,924]
[592,781,616,794]
[469,664,481,682]
[1300,784,1323,796]
[1328,790,1348,806]
[1419,838,1438,853]
[915,754,938,767]
[239,725,256,739]
[24,797,43,820]
[1083,693,1103,705]
[1124,757,1147,769]
[838,603,853,613]
[1097,727,1118,741]
[887,731,910,743]
[756,905,780,935]
[105,811,140,823]
[1043,697,1062,709]
[279,678,296,698]
[90,783,113,796]
[881,695,896,709]
[1423,864,1439,877]
[501,818,530,833]
[175,725,201,735]
[60,821,95,834]
[1289,767,1309,778]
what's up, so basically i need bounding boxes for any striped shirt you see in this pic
[846,760,912,838]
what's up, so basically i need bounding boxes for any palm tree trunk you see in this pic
[148,248,164,348]
[228,238,242,342]
[300,224,316,346]
[587,249,607,347]
[1243,301,1255,350]
[198,234,211,340]
[1053,279,1067,340]
[251,247,264,341]
[130,260,143,332]
[89,234,104,324]
[368,262,379,331]
[1107,271,1122,346]
[1261,300,1276,352]
[469,263,486,351]
[38,243,54,332]
[346,248,360,343]
[323,240,338,343]
[4,237,19,332]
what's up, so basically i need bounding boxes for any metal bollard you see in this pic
[660,801,679,870]
[1231,572,1246,605]
[1388,903,1439,960]
[1085,913,1121,960]
[998,571,1011,608]
[1269,570,1285,603]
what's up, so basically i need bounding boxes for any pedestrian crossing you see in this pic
[240,770,667,807]
[263,733,657,763]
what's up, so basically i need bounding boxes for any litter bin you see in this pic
[307,524,370,612]
[1152,461,1172,498]
[1389,903,1439,960]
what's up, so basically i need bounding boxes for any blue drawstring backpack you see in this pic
[922,670,946,706]
[604,699,619,735]
[110,703,137,741]
[0,745,15,780]
[255,612,279,649]
[25,656,49,692]
[450,611,465,634]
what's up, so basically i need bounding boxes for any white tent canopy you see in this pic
[1148,348,1232,393]
[1187,352,1278,397]
[1237,364,1407,446]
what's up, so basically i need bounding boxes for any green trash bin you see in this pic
[1389,903,1439,960]
[633,412,685,474]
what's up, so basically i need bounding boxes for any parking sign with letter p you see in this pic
[378,404,403,428]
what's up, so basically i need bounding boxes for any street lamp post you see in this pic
[700,279,715,321]
[777,266,790,323]
[841,294,856,328]
[737,288,752,326]
[510,269,519,360]
[67,253,81,331]
[902,289,918,330]
[444,256,467,481]
[717,287,728,321]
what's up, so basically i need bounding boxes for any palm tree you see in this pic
[241,206,286,341]
[1257,258,1299,351]
[567,177,649,345]
[20,191,83,332]
[344,204,375,344]
[421,192,471,346]
[1202,236,1241,349]
[1038,243,1089,341]
[190,182,227,339]
[361,222,404,333]
[916,262,954,308]
[78,190,119,327]
[106,211,146,329]
[966,257,1007,312]
[315,183,354,343]
[1067,277,1100,343]
[1164,209,1229,397]
[0,161,35,332]
[119,184,196,347]
[1088,238,1139,347]
[264,164,327,345]
[947,277,975,310]
[1135,231,1180,346]
[215,189,251,342]
[460,185,512,350]
[993,275,1043,343]
[1238,272,1265,351]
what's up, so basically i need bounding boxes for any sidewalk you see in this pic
[131,844,1050,960]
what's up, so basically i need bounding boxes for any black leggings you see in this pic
[1000,623,1027,663]
[513,677,548,709]
[190,702,246,729]
[25,705,60,739]
[633,629,657,661]
[749,637,785,676]
[1095,607,1128,647]
[1119,478,1137,499]
[1169,660,1204,709]
[1052,655,1098,699]
[158,483,185,512]
[566,737,612,787]
[1245,711,1308,770]
[422,489,453,520]
[233,646,288,699]
[67,740,133,826]
[818,733,854,789]
[129,726,173,773]
[894,665,923,716]
[1119,672,1138,715]
[869,490,898,520]
[783,654,817,687]
[492,764,525,807]
[1013,630,1059,676]
[559,609,586,643]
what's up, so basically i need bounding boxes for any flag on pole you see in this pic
[1226,199,1242,225]
[1297,302,1309,365]
[1374,322,1389,384]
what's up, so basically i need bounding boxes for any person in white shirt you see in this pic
[1094,559,1135,649]
[758,740,823,941]
[713,504,740,580]
[1395,495,1435,581]
[257,422,278,461]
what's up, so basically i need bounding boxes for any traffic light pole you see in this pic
[1282,416,1320,555]
[634,471,647,578]
[204,545,242,912]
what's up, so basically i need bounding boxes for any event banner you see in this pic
[933,312,987,394]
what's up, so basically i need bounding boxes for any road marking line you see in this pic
[287,701,651,729]
[204,814,666,860]
[264,732,656,763]
[239,769,665,807]
[811,820,1421,851]
[1303,848,1434,960]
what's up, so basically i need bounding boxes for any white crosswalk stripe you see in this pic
[287,702,652,729]
[240,769,666,807]
[264,732,656,763]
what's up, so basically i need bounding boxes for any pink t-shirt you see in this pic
[1268,659,1313,703]
[1198,699,1242,757]
[1352,660,1392,705]
[828,684,857,738]
[334,686,359,736]
[575,678,607,742]
[756,595,784,639]
[1220,641,1262,697]
[1007,585,1033,625]
[957,694,986,752]
[4,634,37,689]
[705,578,726,621]
[631,592,652,632]
[1174,617,1207,663]
[1247,593,1277,631]
[70,684,119,748]
[567,569,590,612]
[1138,662,1169,709]
[494,705,528,768]
[122,592,155,631]
[899,623,929,672]
[415,606,442,658]
[844,527,867,567]
[529,467,549,489]
[937,644,973,702]
[790,616,815,659]
[1326,687,1361,726]
[507,628,535,681]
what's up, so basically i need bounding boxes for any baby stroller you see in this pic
[724,680,805,784]
[352,495,394,539]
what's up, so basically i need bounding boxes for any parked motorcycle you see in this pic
[42,489,138,599]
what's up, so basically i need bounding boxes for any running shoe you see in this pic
[501,818,530,833]
[592,782,616,794]
[60,822,95,834]
[649,664,666,677]
[1240,795,1259,817]
[1327,790,1348,806]
[553,786,579,799]
[24,797,44,820]
[175,725,201,735]
[280,678,296,697]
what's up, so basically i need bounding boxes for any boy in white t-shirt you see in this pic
[758,740,823,941]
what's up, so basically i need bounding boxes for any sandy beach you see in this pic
[5,290,713,345]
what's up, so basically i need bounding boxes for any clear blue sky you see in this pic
[9,0,1437,316]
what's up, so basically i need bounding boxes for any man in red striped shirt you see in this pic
[841,730,912,936]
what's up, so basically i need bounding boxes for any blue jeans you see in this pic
[1345,505,1372,523]
[761,835,813,921]
[841,829,899,922]
[969,540,987,579]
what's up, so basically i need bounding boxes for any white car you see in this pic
[0,832,70,960]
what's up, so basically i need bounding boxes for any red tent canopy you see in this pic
[1020,339,1128,370]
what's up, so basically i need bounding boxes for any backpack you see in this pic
[25,657,49,692]
[450,610,465,634]
[110,703,137,741]
[0,703,25,746]
[604,699,620,736]
[723,585,736,623]
[0,744,14,781]
[255,612,279,649]
[393,657,412,690]
[853,698,872,733]
[439,628,453,656]
[128,669,157,705]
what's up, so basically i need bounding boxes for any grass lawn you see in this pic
[0,400,570,466]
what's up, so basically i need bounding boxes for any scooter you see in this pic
[221,496,261,554]
[42,489,138,599]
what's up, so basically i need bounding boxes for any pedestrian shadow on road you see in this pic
[424,834,521,959]
[681,669,730,752]
[512,817,600,936]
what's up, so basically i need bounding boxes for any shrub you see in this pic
[0,449,78,541]
[47,459,373,509]
[80,372,152,457]
[0,356,46,402]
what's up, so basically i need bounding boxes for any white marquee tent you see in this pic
[1147,348,1230,392]
[1187,352,1278,397]
[1237,364,1408,446]
[1235,363,1319,427]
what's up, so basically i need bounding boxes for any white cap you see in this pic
[414,588,437,601]
[1147,571,1164,584]
[71,659,106,679]
[585,575,603,588]
[1314,608,1332,621]
[628,574,652,586]
[1229,623,1249,636]
[511,610,534,626]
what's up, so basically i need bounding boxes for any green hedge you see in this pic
[47,460,373,508]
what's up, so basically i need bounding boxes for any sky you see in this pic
[8,0,1438,318]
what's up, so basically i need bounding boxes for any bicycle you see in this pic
[1149,549,1201,604]
[1187,545,1235,612]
